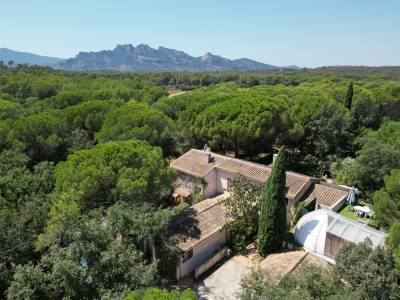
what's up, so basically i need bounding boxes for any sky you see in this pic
[1,0,399,67]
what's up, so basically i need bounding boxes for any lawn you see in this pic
[338,203,364,222]
[338,203,381,229]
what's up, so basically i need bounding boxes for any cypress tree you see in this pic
[257,148,287,256]
[345,81,353,110]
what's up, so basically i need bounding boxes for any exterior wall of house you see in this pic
[177,228,227,280]
[331,197,347,212]
[286,198,296,222]
[204,170,218,198]
[316,197,346,212]
[216,169,234,194]
[194,248,227,278]
[174,172,200,192]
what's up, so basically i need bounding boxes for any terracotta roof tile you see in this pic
[165,195,231,252]
[260,250,322,282]
[303,183,349,208]
[171,149,315,200]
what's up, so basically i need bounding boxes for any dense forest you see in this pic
[1,62,400,299]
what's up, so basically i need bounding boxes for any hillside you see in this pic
[0,48,64,66]
[57,44,286,72]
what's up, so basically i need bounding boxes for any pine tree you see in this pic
[257,148,287,256]
[345,81,353,110]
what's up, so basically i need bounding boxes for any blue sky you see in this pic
[1,0,399,67]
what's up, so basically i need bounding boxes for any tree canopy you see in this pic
[1,64,400,297]
[257,149,287,256]
[96,101,175,155]
[53,140,175,211]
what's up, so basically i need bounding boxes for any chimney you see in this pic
[204,146,212,163]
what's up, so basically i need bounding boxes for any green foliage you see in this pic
[156,245,180,282]
[96,101,175,155]
[242,243,400,300]
[373,169,400,228]
[345,81,354,109]
[2,65,400,297]
[8,100,124,162]
[8,206,158,299]
[53,140,175,210]
[353,82,400,128]
[124,288,197,300]
[8,200,180,299]
[257,149,287,256]
[332,121,400,191]
[225,176,263,252]
[0,99,21,119]
[242,266,357,300]
[387,222,400,249]
[334,243,400,299]
[177,84,290,156]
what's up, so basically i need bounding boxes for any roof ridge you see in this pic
[287,251,309,275]
[191,148,270,170]
[191,149,316,179]
[318,182,350,192]
[191,196,225,215]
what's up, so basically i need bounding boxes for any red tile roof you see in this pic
[170,149,316,200]
[165,194,231,252]
[302,183,349,208]
[260,250,323,282]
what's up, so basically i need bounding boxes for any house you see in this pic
[167,148,355,280]
[165,194,231,281]
[170,148,319,222]
[294,209,386,263]
[301,182,351,212]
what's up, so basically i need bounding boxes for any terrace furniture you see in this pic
[354,205,371,218]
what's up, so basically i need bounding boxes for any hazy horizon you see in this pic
[2,0,400,68]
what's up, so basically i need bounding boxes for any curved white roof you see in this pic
[294,209,329,254]
[294,209,385,257]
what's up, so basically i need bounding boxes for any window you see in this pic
[182,248,193,262]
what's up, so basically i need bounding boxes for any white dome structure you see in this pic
[294,209,329,255]
[294,209,386,263]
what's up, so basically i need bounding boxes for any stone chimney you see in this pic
[204,146,212,163]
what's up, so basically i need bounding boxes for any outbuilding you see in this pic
[294,209,386,263]
[165,194,231,281]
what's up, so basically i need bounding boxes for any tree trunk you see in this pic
[149,236,157,269]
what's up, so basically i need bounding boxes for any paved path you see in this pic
[195,258,250,300]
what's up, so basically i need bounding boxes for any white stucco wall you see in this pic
[287,198,296,222]
[216,169,234,194]
[331,197,347,212]
[204,170,218,198]
[174,172,199,191]
[177,228,227,279]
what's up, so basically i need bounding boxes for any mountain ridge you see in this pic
[58,44,288,71]
[1,44,300,71]
[0,48,64,66]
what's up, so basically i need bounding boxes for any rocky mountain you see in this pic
[57,44,289,71]
[0,48,64,66]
